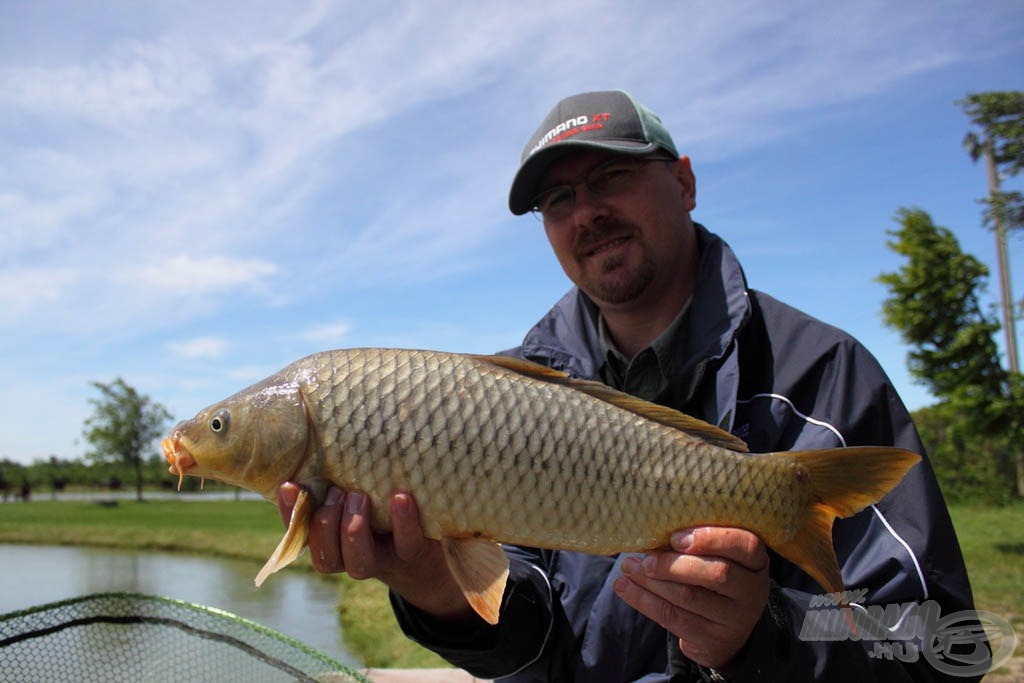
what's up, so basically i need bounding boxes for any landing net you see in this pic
[0,592,368,682]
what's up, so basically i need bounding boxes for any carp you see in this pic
[162,348,919,625]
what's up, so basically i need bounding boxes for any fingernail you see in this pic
[279,485,298,508]
[324,487,343,507]
[393,492,412,517]
[345,491,364,515]
[642,555,656,574]
[672,530,695,551]
[622,557,641,576]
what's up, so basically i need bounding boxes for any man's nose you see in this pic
[569,183,610,226]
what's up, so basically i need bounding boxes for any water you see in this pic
[0,543,361,668]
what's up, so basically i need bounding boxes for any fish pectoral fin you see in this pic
[440,537,510,626]
[254,487,314,587]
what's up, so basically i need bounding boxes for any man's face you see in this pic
[538,149,698,312]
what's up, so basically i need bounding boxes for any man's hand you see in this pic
[276,483,478,623]
[613,526,769,672]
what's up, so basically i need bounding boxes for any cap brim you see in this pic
[507,140,661,215]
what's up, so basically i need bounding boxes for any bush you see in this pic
[913,403,1017,505]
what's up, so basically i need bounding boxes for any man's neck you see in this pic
[601,286,692,359]
[594,224,700,359]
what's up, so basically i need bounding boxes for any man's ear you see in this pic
[675,155,696,212]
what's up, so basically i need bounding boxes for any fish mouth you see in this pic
[162,431,197,491]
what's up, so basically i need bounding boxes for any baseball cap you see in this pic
[508,90,679,215]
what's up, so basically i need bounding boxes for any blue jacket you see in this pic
[392,225,980,682]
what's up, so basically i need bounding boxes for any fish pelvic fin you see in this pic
[255,487,314,587]
[771,446,920,596]
[440,537,510,626]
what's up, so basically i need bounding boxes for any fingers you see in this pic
[308,487,345,573]
[338,490,378,579]
[275,482,301,527]
[615,560,731,653]
[613,526,771,670]
[390,492,430,563]
[671,527,768,573]
[280,484,370,576]
[274,483,473,622]
[641,528,767,606]
[288,485,432,578]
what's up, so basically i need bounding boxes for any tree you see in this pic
[957,90,1024,373]
[878,208,1022,500]
[878,208,1005,402]
[82,378,172,502]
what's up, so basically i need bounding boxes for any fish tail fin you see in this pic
[255,488,314,587]
[771,446,920,595]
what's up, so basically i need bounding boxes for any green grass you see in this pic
[0,499,289,562]
[1,499,1019,673]
[947,502,1023,682]
[948,503,1024,629]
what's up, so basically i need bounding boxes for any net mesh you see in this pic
[0,592,368,683]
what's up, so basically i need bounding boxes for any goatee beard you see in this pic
[583,251,656,305]
[573,219,655,305]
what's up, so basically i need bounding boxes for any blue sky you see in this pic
[2,1,1023,466]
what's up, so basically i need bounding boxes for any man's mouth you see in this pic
[582,236,629,258]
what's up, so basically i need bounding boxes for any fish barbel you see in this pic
[161,348,919,625]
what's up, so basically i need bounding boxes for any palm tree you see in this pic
[957,91,1024,374]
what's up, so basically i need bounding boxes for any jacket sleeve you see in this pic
[390,547,577,680]
[723,326,985,682]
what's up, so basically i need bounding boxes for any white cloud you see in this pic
[168,336,229,360]
[124,254,279,297]
[0,40,210,125]
[299,320,353,345]
[0,267,80,326]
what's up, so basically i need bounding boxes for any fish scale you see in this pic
[162,347,920,625]
[296,349,793,551]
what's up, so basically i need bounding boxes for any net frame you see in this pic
[0,591,368,682]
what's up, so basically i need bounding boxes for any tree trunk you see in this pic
[135,457,144,502]
[987,146,1019,374]
[1017,451,1024,498]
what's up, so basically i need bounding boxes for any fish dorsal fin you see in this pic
[471,354,749,453]
[441,537,510,625]
[255,487,314,587]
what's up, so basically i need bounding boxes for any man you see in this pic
[277,90,979,681]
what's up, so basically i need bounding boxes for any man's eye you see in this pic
[591,164,634,190]
[541,187,573,210]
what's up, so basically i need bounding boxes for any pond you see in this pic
[0,543,361,668]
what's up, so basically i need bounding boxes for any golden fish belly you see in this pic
[294,348,802,554]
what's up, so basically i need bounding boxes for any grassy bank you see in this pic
[1,499,1020,673]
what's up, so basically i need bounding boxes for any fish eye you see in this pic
[210,409,230,434]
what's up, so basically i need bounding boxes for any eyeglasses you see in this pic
[530,156,673,221]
